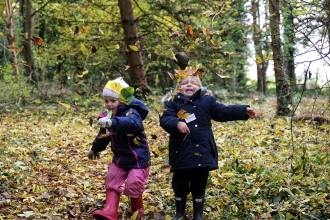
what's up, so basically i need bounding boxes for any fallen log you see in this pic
[292,113,329,124]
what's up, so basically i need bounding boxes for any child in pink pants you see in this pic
[87,77,150,220]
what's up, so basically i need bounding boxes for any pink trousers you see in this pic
[105,163,150,198]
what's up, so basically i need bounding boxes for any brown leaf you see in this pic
[89,117,93,127]
[31,36,43,46]
[74,26,79,34]
[81,26,88,33]
[177,109,190,119]
[91,45,97,53]
[186,25,194,37]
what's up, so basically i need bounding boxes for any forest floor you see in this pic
[0,94,329,220]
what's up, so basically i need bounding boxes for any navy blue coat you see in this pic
[160,90,249,171]
[92,99,150,169]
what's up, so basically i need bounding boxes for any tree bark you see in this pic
[283,8,296,88]
[5,0,20,77]
[252,0,269,93]
[23,0,35,80]
[269,0,292,116]
[118,0,146,89]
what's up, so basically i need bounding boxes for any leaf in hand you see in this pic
[177,109,190,120]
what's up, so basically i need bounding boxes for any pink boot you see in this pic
[131,195,144,220]
[93,191,120,220]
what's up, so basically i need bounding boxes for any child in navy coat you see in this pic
[87,77,150,220]
[160,67,257,220]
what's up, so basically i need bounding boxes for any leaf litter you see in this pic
[0,96,329,219]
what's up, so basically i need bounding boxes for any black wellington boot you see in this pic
[192,195,205,220]
[172,196,187,220]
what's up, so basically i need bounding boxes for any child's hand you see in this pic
[246,107,257,119]
[87,150,100,160]
[98,117,112,128]
[177,121,190,134]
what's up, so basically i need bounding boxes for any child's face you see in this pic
[179,76,201,98]
[104,96,119,112]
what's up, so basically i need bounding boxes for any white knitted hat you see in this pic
[102,77,129,98]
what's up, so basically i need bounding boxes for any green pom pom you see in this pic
[119,87,135,105]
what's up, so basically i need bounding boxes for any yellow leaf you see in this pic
[128,45,139,51]
[263,52,268,60]
[34,99,42,104]
[58,102,71,109]
[202,27,207,36]
[266,53,273,61]
[256,55,263,64]
[53,54,61,57]
[130,210,139,220]
[0,31,6,37]
[77,74,84,78]
[80,43,89,55]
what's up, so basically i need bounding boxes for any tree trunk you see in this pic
[283,9,296,88]
[23,0,35,80]
[5,0,20,77]
[118,0,146,90]
[252,0,268,93]
[269,0,292,116]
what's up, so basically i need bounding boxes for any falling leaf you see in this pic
[89,117,93,127]
[74,26,79,34]
[125,65,131,70]
[177,109,190,119]
[266,53,273,61]
[167,72,174,80]
[128,45,139,51]
[256,55,263,64]
[80,43,89,55]
[91,45,97,53]
[81,26,88,33]
[31,36,43,46]
[186,25,194,37]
